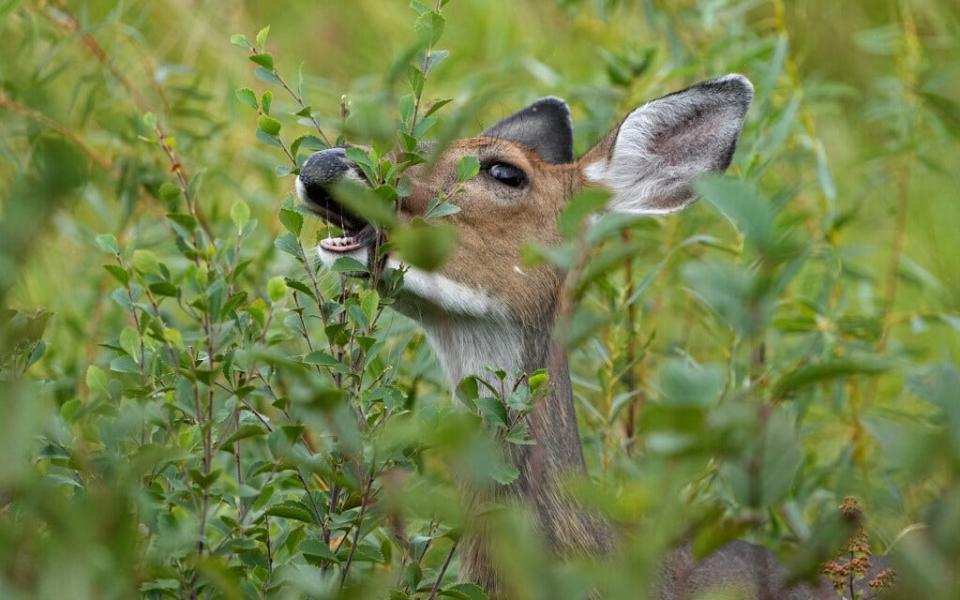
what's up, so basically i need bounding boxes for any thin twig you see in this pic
[426,539,459,600]
[339,469,376,589]
[0,93,112,170]
[43,3,214,239]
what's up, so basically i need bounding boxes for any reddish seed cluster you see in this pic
[819,497,896,597]
[869,568,896,591]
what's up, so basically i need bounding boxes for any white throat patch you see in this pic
[315,247,519,386]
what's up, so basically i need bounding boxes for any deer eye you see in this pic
[487,162,526,188]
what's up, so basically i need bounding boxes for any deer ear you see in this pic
[482,97,574,164]
[583,74,753,214]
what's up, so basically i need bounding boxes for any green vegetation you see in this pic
[1,1,958,598]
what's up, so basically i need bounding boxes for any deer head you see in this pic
[296,74,752,352]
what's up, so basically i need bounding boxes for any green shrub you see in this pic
[1,1,958,599]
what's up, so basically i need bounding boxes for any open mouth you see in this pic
[294,148,381,257]
[317,222,377,254]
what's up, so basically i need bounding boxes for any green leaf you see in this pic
[908,363,960,450]
[772,358,890,397]
[391,218,458,271]
[695,176,775,252]
[399,94,415,129]
[261,90,273,115]
[258,115,282,136]
[345,146,376,169]
[360,289,380,324]
[528,369,548,394]
[159,182,181,202]
[119,326,140,362]
[426,49,449,73]
[489,456,519,486]
[278,207,303,236]
[456,376,479,410]
[477,397,509,428]
[413,115,438,138]
[149,282,179,298]
[234,87,258,110]
[559,188,610,238]
[291,134,328,156]
[303,351,349,372]
[657,359,725,407]
[255,66,281,84]
[456,156,480,182]
[132,249,161,275]
[408,66,425,97]
[274,232,302,258]
[188,468,221,489]
[302,539,340,564]
[415,10,445,46]
[230,200,251,231]
[255,24,270,49]
[441,583,489,600]
[562,305,609,348]
[166,212,195,235]
[221,424,267,447]
[86,365,108,393]
[424,97,453,119]
[283,277,316,301]
[95,234,119,254]
[103,264,129,286]
[266,502,314,523]
[60,398,82,422]
[330,256,368,273]
[249,53,274,70]
[683,261,767,337]
[410,1,431,16]
[267,276,286,303]
[425,200,461,218]
[256,129,281,147]
[230,33,252,49]
[330,179,397,228]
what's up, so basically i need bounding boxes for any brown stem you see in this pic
[339,471,375,589]
[426,539,459,600]
[248,41,332,147]
[620,229,639,451]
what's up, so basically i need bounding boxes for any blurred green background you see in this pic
[1,0,959,598]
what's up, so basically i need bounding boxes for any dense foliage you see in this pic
[1,1,959,598]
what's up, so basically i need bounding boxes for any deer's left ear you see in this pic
[582,74,753,214]
[482,97,574,164]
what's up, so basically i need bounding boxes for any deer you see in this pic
[293,74,841,599]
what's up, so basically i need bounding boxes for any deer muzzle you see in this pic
[295,147,377,253]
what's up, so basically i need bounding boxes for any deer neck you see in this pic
[420,312,585,474]
[421,311,609,595]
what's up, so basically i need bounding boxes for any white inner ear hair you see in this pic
[586,74,751,215]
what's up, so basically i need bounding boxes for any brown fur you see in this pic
[389,122,835,599]
[398,139,577,325]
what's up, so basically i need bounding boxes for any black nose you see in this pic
[299,147,351,192]
[296,147,367,232]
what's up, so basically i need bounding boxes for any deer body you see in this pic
[296,75,837,598]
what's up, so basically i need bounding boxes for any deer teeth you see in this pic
[319,235,362,254]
